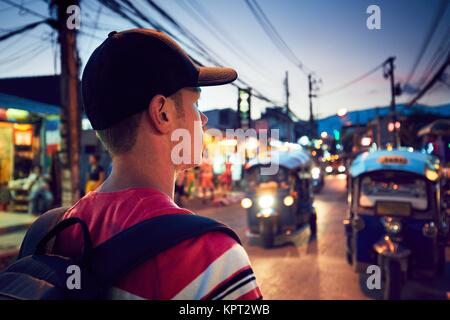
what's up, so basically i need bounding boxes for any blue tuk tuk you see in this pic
[344,149,449,299]
[241,149,317,248]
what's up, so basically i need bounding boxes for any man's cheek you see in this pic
[192,121,204,165]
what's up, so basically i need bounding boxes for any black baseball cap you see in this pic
[82,29,238,130]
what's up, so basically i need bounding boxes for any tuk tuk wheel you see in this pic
[309,212,317,235]
[383,260,402,300]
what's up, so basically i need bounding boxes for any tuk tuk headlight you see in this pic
[241,198,253,209]
[258,195,275,209]
[311,167,321,179]
[383,217,402,234]
[325,166,333,173]
[338,165,346,173]
[283,195,294,207]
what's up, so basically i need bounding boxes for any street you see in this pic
[197,175,450,300]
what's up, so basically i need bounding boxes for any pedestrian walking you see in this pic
[199,160,215,202]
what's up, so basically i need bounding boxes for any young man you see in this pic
[54,29,262,300]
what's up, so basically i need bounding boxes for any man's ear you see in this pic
[147,95,173,134]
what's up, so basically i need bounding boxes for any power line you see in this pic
[144,0,231,66]
[244,0,311,75]
[0,39,45,63]
[319,62,384,96]
[418,26,450,88]
[92,0,282,107]
[98,0,211,60]
[142,0,281,105]
[177,1,252,67]
[0,42,49,72]
[0,19,49,42]
[83,2,102,54]
[78,29,105,41]
[51,29,58,74]
[181,0,272,80]
[408,53,450,106]
[0,0,48,19]
[0,0,37,13]
[404,0,449,86]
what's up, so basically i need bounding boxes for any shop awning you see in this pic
[0,93,60,116]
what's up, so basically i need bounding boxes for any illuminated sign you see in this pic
[378,156,408,165]
[6,108,29,121]
[237,88,251,129]
[13,124,33,146]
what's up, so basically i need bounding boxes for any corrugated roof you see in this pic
[0,75,62,106]
[0,93,60,115]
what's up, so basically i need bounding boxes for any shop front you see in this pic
[0,93,60,212]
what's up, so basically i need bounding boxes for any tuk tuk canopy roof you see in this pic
[246,149,312,170]
[350,149,439,179]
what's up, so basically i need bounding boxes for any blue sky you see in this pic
[0,0,449,120]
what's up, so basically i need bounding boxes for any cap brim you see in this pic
[197,67,238,86]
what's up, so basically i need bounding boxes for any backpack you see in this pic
[0,207,240,300]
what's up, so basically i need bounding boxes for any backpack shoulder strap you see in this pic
[17,207,69,259]
[91,213,241,288]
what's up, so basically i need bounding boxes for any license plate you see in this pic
[376,201,411,217]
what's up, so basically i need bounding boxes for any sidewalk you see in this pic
[0,212,37,268]
[0,212,37,235]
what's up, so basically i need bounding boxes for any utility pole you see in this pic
[284,71,291,142]
[52,0,81,206]
[375,107,381,149]
[383,56,400,148]
[308,73,319,138]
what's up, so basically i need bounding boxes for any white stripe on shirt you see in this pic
[171,243,252,300]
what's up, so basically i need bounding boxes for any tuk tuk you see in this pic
[241,149,317,248]
[344,149,449,299]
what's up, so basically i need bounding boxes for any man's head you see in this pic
[95,86,207,169]
[82,29,237,170]
[88,154,100,165]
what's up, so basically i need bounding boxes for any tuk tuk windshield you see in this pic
[246,167,290,191]
[359,172,428,210]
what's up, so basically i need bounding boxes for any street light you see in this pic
[361,137,372,147]
[337,108,348,117]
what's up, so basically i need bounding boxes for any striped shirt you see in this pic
[55,187,262,300]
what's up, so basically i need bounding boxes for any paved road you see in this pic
[197,175,450,300]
